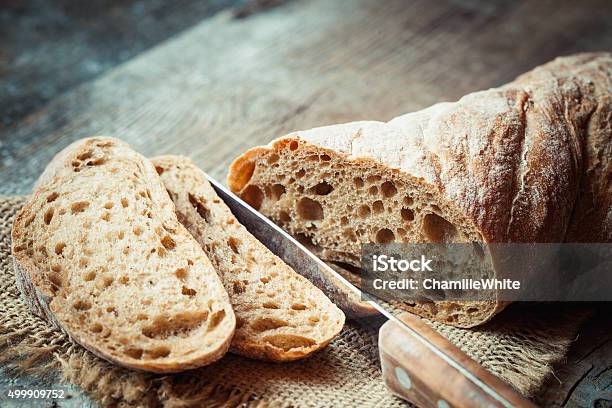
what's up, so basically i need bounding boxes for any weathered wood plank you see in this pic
[1,0,611,195]
[535,305,612,408]
[0,0,243,129]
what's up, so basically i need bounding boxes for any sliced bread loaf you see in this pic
[152,155,345,361]
[227,53,612,328]
[12,137,236,373]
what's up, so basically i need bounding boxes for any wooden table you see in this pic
[1,0,611,406]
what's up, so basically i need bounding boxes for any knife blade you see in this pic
[206,172,535,408]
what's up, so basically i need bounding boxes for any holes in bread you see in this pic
[48,272,63,289]
[375,228,395,244]
[44,207,54,225]
[353,177,364,188]
[208,310,226,331]
[296,169,306,178]
[372,200,384,214]
[309,182,333,196]
[77,150,93,161]
[295,233,316,249]
[403,196,414,206]
[233,280,246,294]
[142,311,208,339]
[267,153,279,164]
[366,175,381,184]
[54,242,66,256]
[104,202,114,209]
[320,154,331,161]
[124,347,144,359]
[466,307,479,314]
[260,276,271,284]
[24,214,35,228]
[340,216,349,226]
[381,181,397,197]
[70,201,89,214]
[368,186,378,196]
[278,211,291,224]
[263,301,280,309]
[84,270,96,281]
[175,268,188,279]
[160,235,176,250]
[422,213,458,243]
[86,157,107,166]
[358,205,371,218]
[263,334,316,351]
[73,300,92,311]
[133,226,142,236]
[121,198,129,208]
[146,346,171,359]
[289,141,299,151]
[101,212,111,222]
[401,208,414,222]
[297,197,323,221]
[343,229,358,242]
[270,184,286,200]
[233,160,256,191]
[91,323,103,333]
[241,185,264,211]
[227,237,240,255]
[181,286,197,297]
[154,165,164,175]
[251,317,289,332]
[188,193,211,222]
[119,275,129,285]
[291,303,307,311]
[46,192,59,203]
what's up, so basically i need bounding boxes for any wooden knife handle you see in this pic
[379,312,537,408]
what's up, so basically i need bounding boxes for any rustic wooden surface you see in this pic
[0,0,241,128]
[1,0,611,406]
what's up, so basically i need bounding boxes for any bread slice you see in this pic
[227,53,612,328]
[12,137,236,373]
[152,155,345,361]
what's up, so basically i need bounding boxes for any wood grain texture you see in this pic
[1,0,611,406]
[0,0,241,129]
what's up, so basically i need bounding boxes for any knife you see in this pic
[207,173,536,408]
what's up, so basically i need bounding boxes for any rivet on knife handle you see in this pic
[379,312,537,408]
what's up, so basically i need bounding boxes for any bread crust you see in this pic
[228,53,612,327]
[12,137,236,373]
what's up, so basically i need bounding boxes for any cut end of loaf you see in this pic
[12,137,235,372]
[229,137,500,327]
[154,155,345,361]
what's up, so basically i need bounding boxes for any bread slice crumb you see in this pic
[12,137,236,373]
[153,155,345,361]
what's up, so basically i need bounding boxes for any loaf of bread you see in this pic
[12,137,236,372]
[227,53,612,327]
[152,155,345,361]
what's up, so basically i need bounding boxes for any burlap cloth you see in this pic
[0,196,589,407]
